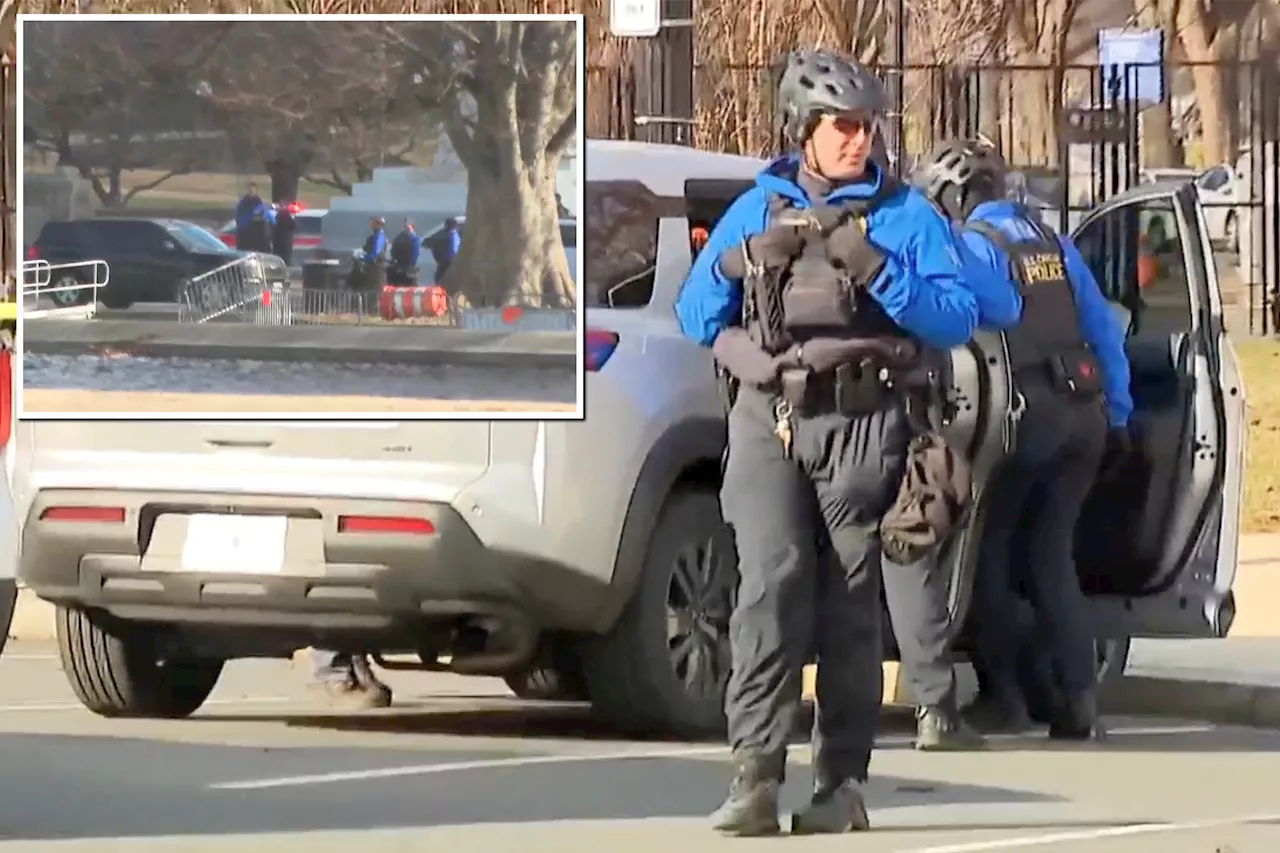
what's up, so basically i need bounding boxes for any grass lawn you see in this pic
[1237,339,1280,532]
[25,167,346,215]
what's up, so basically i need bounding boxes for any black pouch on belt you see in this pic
[1047,348,1103,400]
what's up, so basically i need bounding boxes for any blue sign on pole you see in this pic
[1098,28,1165,105]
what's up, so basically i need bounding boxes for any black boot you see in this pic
[791,772,871,835]
[708,759,781,836]
[1048,689,1105,741]
[915,703,986,751]
[964,693,1033,734]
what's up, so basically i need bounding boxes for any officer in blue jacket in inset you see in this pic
[234,182,276,253]
[674,49,998,837]
[914,139,1133,742]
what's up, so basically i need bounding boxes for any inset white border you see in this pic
[14,12,586,422]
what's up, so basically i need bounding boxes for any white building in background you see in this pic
[321,130,579,252]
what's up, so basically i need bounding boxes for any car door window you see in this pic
[89,222,164,255]
[583,180,662,309]
[1072,196,1192,338]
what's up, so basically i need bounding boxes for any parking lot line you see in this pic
[208,723,1218,792]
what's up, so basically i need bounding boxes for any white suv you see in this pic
[13,141,1246,736]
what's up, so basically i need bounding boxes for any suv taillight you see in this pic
[585,328,619,372]
[26,245,38,261]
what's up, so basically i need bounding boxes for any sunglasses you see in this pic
[829,113,883,136]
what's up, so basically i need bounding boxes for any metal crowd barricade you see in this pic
[178,255,273,324]
[21,259,110,320]
[285,287,378,324]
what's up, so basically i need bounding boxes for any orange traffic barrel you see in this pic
[379,285,449,320]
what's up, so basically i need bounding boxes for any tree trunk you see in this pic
[448,157,573,309]
[1178,8,1230,166]
[1007,59,1059,166]
[1141,100,1178,168]
[264,158,302,204]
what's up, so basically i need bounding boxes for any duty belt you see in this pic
[769,335,925,417]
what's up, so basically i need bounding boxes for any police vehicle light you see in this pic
[585,328,619,372]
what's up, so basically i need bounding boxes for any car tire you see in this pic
[48,274,93,308]
[55,606,223,719]
[581,489,737,738]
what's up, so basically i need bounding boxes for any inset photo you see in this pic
[16,13,583,419]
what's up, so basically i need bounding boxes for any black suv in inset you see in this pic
[28,218,287,310]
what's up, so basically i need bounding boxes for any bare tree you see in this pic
[1001,0,1081,166]
[193,20,430,201]
[390,19,577,308]
[22,20,229,207]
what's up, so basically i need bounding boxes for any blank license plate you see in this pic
[180,514,287,575]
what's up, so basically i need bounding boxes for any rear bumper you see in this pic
[18,488,611,636]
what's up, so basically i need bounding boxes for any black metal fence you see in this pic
[588,58,1280,335]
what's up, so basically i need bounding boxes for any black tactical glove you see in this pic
[746,223,806,268]
[716,224,805,278]
[826,216,886,288]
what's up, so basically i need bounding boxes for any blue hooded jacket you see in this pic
[234,193,276,230]
[963,200,1133,428]
[674,155,984,351]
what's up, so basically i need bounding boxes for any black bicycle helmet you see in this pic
[777,49,888,145]
[914,138,1008,222]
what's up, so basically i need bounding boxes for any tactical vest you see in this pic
[966,216,1101,393]
[743,175,906,355]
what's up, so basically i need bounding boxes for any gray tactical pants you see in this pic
[720,387,910,782]
[881,552,957,708]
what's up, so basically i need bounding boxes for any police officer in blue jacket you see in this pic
[234,182,276,253]
[879,182,1023,753]
[675,50,993,836]
[915,139,1133,740]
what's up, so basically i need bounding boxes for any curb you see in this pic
[1102,675,1280,728]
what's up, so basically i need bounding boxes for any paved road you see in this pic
[1,642,1279,852]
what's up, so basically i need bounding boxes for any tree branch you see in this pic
[120,162,194,205]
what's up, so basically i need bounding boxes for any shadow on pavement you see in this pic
[194,699,920,744]
[0,732,1065,841]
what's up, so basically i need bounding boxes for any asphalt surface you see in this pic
[1,640,1279,851]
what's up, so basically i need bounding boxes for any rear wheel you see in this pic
[56,606,223,718]
[581,489,736,738]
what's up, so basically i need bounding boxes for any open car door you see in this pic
[1071,181,1244,640]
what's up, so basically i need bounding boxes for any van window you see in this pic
[583,180,660,308]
